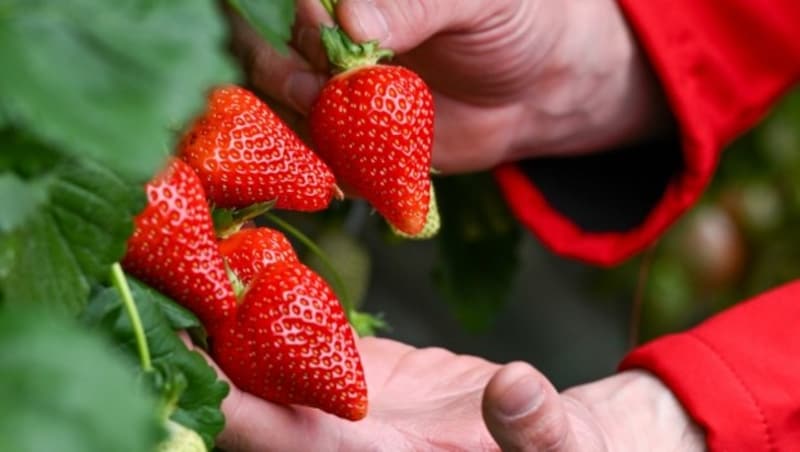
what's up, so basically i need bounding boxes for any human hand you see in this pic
[482,363,706,451]
[229,0,669,173]
[212,336,502,451]
[202,334,705,451]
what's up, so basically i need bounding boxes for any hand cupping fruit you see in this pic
[121,4,436,422]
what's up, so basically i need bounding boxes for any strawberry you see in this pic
[310,63,435,235]
[178,85,340,212]
[212,260,368,421]
[122,158,236,331]
[219,227,298,287]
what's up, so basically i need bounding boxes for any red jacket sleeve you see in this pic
[619,281,800,451]
[494,0,800,267]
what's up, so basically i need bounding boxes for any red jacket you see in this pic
[494,0,800,450]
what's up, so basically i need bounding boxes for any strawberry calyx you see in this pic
[321,25,393,72]
[349,311,389,337]
[224,263,248,302]
[319,0,392,70]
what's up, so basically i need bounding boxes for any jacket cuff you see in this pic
[620,280,800,451]
[619,333,769,451]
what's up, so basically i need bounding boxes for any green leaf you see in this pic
[0,172,51,232]
[0,128,64,177]
[1,158,140,316]
[0,0,237,181]
[227,0,295,53]
[83,278,229,449]
[432,173,522,332]
[136,277,210,349]
[139,281,203,331]
[0,129,64,232]
[0,307,163,452]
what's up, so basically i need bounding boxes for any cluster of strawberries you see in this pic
[120,52,435,421]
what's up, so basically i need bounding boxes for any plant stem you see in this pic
[263,212,354,317]
[629,245,657,349]
[111,263,153,372]
[320,0,336,17]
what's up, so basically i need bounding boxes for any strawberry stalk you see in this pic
[263,212,354,316]
[213,200,277,238]
[110,263,153,372]
[320,0,336,15]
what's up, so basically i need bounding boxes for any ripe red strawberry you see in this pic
[122,158,237,332]
[212,260,368,421]
[178,85,340,211]
[219,227,298,287]
[310,64,434,235]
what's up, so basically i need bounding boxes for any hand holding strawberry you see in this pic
[229,0,667,172]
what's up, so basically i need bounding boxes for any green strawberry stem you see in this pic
[321,26,393,72]
[317,0,393,72]
[110,263,153,372]
[213,201,276,239]
[263,212,355,318]
[225,263,247,301]
[320,0,336,16]
[349,311,389,337]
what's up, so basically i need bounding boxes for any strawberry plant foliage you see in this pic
[83,278,229,450]
[226,0,296,53]
[0,172,50,232]
[0,307,164,452]
[0,0,235,181]
[1,157,143,316]
[0,0,253,447]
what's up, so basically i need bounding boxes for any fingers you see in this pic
[335,0,503,53]
[216,392,322,452]
[292,0,335,71]
[180,330,326,452]
[228,10,326,114]
[482,362,579,452]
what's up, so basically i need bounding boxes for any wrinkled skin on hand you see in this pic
[213,337,501,451]
[228,0,669,174]
[191,335,704,452]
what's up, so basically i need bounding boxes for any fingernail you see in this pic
[351,0,390,42]
[286,71,324,114]
[496,375,544,419]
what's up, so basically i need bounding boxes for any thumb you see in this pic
[482,362,579,452]
[335,0,505,52]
